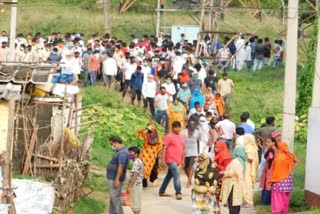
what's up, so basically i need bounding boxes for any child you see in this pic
[126,146,144,214]
[212,93,225,117]
[259,137,277,205]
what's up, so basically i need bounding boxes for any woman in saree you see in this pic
[136,123,163,188]
[167,98,187,132]
[269,131,299,214]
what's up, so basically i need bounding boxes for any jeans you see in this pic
[131,89,142,103]
[272,56,281,67]
[253,59,264,71]
[155,109,168,133]
[89,71,97,86]
[159,163,182,195]
[108,180,124,214]
[103,74,114,88]
[246,60,253,71]
[83,70,90,86]
[144,97,155,117]
[221,60,230,72]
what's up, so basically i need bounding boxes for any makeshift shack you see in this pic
[0,63,96,213]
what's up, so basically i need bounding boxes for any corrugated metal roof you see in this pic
[0,63,56,84]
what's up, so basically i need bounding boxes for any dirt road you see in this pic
[122,171,257,214]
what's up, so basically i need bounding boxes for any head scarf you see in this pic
[244,134,258,151]
[192,88,201,96]
[146,124,160,145]
[180,69,190,83]
[269,142,295,182]
[232,147,246,174]
[172,100,183,113]
[214,141,233,171]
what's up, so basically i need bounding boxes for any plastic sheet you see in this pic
[0,178,55,214]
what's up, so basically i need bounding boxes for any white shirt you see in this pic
[74,57,82,74]
[235,135,245,148]
[103,57,118,76]
[125,63,137,80]
[181,129,201,157]
[155,94,170,111]
[218,48,231,61]
[142,80,157,98]
[245,46,252,61]
[172,56,185,80]
[215,119,236,140]
[161,82,176,101]
[141,65,151,83]
[246,119,255,130]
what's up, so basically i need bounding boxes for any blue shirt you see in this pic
[130,72,144,90]
[240,123,254,134]
[106,147,129,182]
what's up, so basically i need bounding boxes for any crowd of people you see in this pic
[0,29,295,214]
[108,116,299,214]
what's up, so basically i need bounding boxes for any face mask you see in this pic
[142,62,147,66]
[166,80,171,84]
[160,61,165,64]
[68,45,74,49]
[128,154,135,160]
[192,76,198,80]
[111,145,117,151]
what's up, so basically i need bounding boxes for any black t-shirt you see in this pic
[204,76,216,90]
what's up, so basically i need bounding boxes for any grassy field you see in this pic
[0,0,286,42]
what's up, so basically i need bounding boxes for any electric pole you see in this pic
[281,0,299,152]
[103,0,111,34]
[305,0,320,207]
[9,0,17,62]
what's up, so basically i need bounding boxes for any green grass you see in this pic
[64,197,105,214]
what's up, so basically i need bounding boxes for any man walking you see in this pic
[155,86,170,133]
[107,136,129,214]
[130,66,144,106]
[159,121,185,200]
[217,72,234,113]
[142,74,157,117]
[102,52,118,88]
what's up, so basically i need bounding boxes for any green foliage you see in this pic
[82,86,163,159]
[84,173,109,192]
[65,197,105,214]
[297,16,317,116]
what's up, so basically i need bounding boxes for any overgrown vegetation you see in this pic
[65,197,105,214]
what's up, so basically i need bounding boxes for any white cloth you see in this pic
[235,135,245,148]
[60,57,77,75]
[103,57,118,76]
[141,65,151,83]
[215,119,236,140]
[172,56,185,79]
[245,46,252,61]
[161,83,176,101]
[155,94,169,111]
[142,80,157,98]
[247,119,255,130]
[125,63,137,80]
[181,129,201,157]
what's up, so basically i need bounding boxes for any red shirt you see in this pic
[143,40,151,52]
[163,133,185,164]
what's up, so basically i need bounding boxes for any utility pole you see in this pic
[305,0,320,208]
[281,0,299,152]
[103,0,111,34]
[9,0,17,62]
[156,0,161,37]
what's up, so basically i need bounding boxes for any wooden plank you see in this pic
[1,98,16,214]
[32,153,59,162]
[22,124,39,176]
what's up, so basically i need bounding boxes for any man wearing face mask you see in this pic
[107,136,129,214]
[181,119,201,188]
[142,75,157,117]
[161,76,176,101]
[188,72,202,94]
[123,56,137,98]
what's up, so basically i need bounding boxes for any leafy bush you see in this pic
[82,87,163,153]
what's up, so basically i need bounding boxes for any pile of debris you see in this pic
[0,63,96,213]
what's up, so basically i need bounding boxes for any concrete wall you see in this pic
[305,107,320,207]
